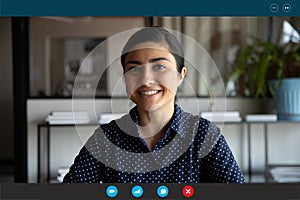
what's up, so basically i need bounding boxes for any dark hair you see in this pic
[121,27,184,73]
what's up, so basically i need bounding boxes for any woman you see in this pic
[63,27,246,183]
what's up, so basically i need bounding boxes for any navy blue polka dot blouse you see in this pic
[63,104,246,183]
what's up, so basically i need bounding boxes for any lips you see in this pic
[138,90,162,96]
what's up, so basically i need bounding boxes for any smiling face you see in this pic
[124,42,186,112]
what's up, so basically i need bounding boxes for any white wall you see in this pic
[30,17,145,96]
[27,98,300,183]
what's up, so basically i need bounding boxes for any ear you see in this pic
[177,67,187,86]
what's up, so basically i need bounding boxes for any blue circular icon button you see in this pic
[106,185,118,198]
[131,185,144,198]
[270,3,279,12]
[157,185,169,198]
[282,4,291,12]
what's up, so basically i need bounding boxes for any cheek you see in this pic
[125,76,139,97]
[157,73,180,94]
[125,78,133,97]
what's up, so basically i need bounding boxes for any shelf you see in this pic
[36,120,300,183]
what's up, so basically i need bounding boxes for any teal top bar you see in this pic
[0,0,298,16]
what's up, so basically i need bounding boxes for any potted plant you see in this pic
[227,23,300,120]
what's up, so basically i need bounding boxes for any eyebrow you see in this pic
[125,57,170,66]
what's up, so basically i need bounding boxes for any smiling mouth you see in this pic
[138,90,162,96]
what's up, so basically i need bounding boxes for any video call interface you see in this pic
[1,0,300,199]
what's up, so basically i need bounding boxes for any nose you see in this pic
[140,65,155,86]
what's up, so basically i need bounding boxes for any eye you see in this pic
[154,64,166,70]
[127,66,142,73]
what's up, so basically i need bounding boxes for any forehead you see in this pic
[124,50,176,67]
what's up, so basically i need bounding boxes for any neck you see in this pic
[138,103,174,127]
[137,103,175,149]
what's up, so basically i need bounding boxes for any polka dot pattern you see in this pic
[63,104,246,183]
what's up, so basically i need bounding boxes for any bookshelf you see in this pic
[37,123,99,183]
[36,120,300,183]
[245,120,300,183]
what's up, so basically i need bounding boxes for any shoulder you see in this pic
[180,108,217,135]
[95,113,138,141]
[98,113,132,135]
[179,108,222,150]
[83,113,133,156]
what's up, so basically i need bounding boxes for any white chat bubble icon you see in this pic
[160,189,167,195]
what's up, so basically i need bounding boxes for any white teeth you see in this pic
[140,90,159,95]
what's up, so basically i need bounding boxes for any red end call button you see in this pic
[182,185,194,198]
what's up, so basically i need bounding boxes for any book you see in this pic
[57,167,69,183]
[99,113,126,124]
[200,111,240,117]
[269,166,300,183]
[45,111,90,124]
[50,111,89,118]
[45,115,89,120]
[200,111,242,122]
[245,114,277,122]
[202,116,242,122]
[46,119,90,125]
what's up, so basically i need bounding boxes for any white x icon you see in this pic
[185,189,191,194]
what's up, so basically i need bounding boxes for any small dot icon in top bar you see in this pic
[282,4,291,12]
[270,3,279,12]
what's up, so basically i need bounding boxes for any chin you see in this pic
[138,102,162,112]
